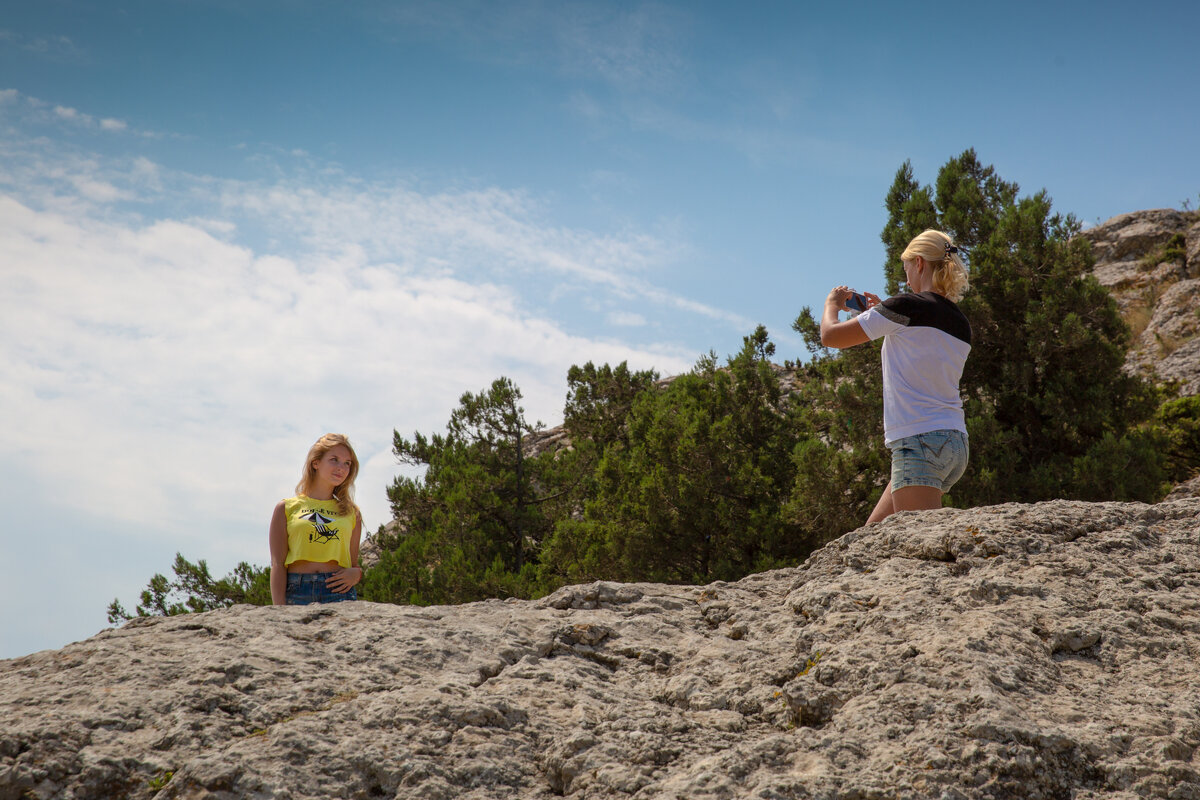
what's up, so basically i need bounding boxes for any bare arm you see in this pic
[269,501,289,605]
[820,285,879,349]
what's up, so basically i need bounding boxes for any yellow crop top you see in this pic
[283,495,358,568]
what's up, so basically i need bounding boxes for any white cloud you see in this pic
[0,108,758,658]
[1,90,142,136]
[566,90,605,120]
[1,189,696,587]
[607,310,647,327]
[0,139,705,566]
[0,30,82,60]
[208,172,749,327]
[54,104,82,121]
[71,176,128,202]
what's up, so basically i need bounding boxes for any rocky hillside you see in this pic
[5,498,1200,799]
[1079,208,1200,395]
[8,209,1200,800]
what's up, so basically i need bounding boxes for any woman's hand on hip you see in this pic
[327,567,363,593]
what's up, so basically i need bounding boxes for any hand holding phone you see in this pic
[845,292,868,313]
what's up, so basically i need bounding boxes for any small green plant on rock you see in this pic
[797,652,822,677]
[148,771,174,792]
[1139,233,1188,271]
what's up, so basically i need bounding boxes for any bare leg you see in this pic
[891,485,943,513]
[866,481,894,524]
[866,482,942,525]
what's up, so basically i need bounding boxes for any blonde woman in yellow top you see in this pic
[269,433,364,604]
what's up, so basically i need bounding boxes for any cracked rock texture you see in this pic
[1079,209,1200,395]
[5,498,1200,799]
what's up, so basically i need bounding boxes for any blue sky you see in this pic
[2,0,1198,659]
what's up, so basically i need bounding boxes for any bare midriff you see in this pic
[288,559,343,574]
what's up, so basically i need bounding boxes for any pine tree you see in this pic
[959,192,1163,502]
[786,149,1165,531]
[365,377,569,605]
[107,555,270,623]
[782,320,887,544]
[876,151,1164,504]
[1153,396,1200,484]
[542,327,805,585]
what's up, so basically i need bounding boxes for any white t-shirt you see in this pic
[855,291,972,444]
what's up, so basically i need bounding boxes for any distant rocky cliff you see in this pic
[5,499,1200,799]
[1080,208,1200,395]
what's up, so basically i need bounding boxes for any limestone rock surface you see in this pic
[5,499,1200,799]
[1080,209,1200,395]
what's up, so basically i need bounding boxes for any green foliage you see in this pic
[1153,395,1200,482]
[1067,430,1168,502]
[148,771,174,791]
[957,192,1163,503]
[933,150,1018,253]
[880,161,938,295]
[783,310,888,541]
[540,326,810,585]
[110,150,1181,621]
[875,150,1165,506]
[107,554,270,623]
[363,377,571,605]
[560,361,660,510]
[564,361,659,451]
[1139,232,1188,270]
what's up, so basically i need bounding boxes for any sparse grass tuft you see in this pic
[1123,282,1168,340]
[1126,304,1155,340]
[1155,330,1198,357]
[1140,233,1188,271]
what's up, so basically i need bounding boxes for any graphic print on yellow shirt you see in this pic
[300,509,340,543]
[284,495,355,568]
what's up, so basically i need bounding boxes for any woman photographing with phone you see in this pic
[819,229,972,524]
[269,433,365,605]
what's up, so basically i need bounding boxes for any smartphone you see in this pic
[845,292,868,313]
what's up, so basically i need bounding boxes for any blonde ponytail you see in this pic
[901,229,969,302]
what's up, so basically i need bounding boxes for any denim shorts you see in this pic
[887,429,969,492]
[285,572,357,605]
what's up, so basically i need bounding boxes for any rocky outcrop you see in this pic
[1080,209,1200,395]
[6,499,1200,799]
[1165,474,1200,500]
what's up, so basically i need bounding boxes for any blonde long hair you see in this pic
[901,229,969,302]
[296,433,360,518]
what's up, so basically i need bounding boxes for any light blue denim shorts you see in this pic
[887,429,969,492]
